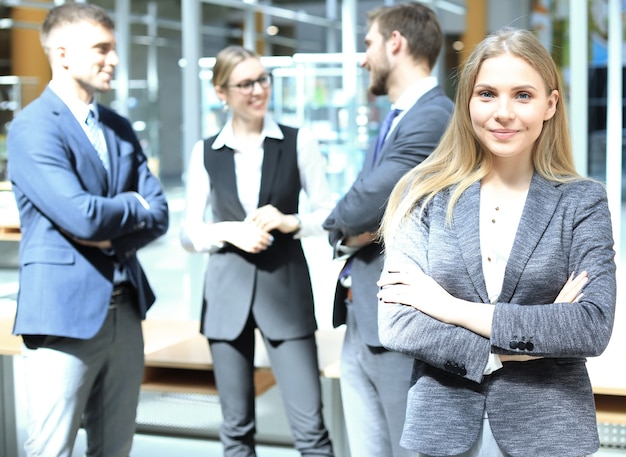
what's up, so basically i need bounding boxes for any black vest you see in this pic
[203,124,301,268]
[200,124,317,340]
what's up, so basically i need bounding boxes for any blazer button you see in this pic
[517,341,527,350]
[525,341,534,351]
[509,340,519,350]
[458,365,467,376]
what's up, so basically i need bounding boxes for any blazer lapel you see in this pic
[63,108,109,192]
[499,174,562,301]
[41,88,108,194]
[102,125,116,194]
[453,182,490,304]
[372,86,443,168]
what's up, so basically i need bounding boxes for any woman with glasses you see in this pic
[180,45,335,457]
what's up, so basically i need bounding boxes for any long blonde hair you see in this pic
[380,27,579,240]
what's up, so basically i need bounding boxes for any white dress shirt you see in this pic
[387,75,438,138]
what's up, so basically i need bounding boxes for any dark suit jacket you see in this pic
[379,175,616,457]
[323,85,453,346]
[200,125,317,341]
[8,87,169,339]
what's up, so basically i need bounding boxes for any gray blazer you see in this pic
[378,174,617,457]
[323,85,453,346]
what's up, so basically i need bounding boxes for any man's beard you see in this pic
[369,63,390,97]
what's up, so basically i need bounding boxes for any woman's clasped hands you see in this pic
[224,204,300,254]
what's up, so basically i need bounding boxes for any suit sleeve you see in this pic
[378,207,492,384]
[8,109,167,248]
[490,181,616,358]
[107,116,169,259]
[323,102,451,241]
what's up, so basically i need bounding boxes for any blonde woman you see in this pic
[377,28,616,457]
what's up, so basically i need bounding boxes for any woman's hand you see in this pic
[554,271,588,303]
[377,265,493,337]
[377,266,459,323]
[247,204,300,234]
[218,221,273,254]
[344,232,377,248]
[499,272,588,363]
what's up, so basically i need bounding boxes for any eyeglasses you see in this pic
[226,75,272,94]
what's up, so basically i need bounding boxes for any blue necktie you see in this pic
[373,108,402,163]
[86,106,109,172]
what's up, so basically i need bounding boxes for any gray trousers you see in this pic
[21,297,143,457]
[209,320,334,457]
[340,304,416,457]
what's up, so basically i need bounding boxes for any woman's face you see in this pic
[217,57,271,123]
[469,54,558,164]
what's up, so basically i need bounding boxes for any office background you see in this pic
[1,1,623,258]
[0,1,625,456]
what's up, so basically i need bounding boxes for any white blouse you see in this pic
[180,114,335,253]
[480,186,528,374]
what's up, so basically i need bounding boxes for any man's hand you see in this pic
[344,231,376,248]
[61,229,112,249]
[71,238,112,249]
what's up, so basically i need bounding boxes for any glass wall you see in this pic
[199,53,390,201]
[531,0,625,263]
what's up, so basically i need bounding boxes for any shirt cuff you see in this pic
[483,353,503,375]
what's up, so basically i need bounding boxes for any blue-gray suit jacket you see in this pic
[379,174,617,457]
[8,87,169,340]
[323,85,453,347]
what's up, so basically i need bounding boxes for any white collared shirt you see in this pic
[385,76,438,138]
[180,114,335,253]
[48,81,96,136]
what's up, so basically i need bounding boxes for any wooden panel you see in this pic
[596,394,626,425]
[0,183,20,241]
[0,226,20,241]
[145,335,212,370]
[142,319,200,355]
[142,366,275,397]
[0,317,20,355]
